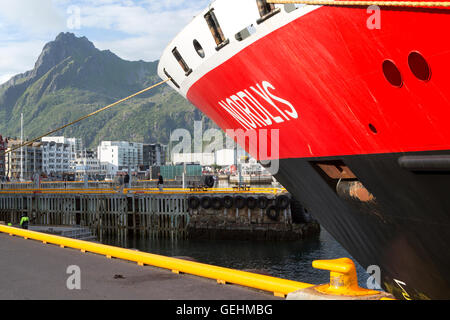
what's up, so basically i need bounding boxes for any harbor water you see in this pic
[101,228,373,289]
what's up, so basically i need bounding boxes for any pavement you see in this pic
[0,232,281,300]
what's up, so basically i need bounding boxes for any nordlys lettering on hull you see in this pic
[218,81,298,131]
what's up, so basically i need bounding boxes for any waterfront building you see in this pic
[97,141,144,175]
[143,143,167,167]
[73,156,102,179]
[0,135,7,179]
[41,137,81,152]
[5,139,42,181]
[41,141,72,175]
[41,137,82,173]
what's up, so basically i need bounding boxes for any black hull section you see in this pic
[274,151,450,300]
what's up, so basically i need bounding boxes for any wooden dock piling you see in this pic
[0,184,319,241]
[0,192,190,240]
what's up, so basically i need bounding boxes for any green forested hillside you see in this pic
[0,32,215,148]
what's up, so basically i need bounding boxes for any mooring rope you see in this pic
[1,78,171,157]
[268,0,450,7]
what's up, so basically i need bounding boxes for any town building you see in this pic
[41,137,82,173]
[5,140,42,181]
[143,143,167,168]
[0,135,7,179]
[73,155,102,179]
[41,137,81,152]
[41,141,72,175]
[97,141,143,175]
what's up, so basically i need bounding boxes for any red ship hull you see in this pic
[188,6,450,159]
[184,6,450,299]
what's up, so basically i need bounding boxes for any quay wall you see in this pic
[0,187,320,240]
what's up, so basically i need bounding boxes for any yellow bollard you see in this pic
[312,258,380,296]
[287,258,395,300]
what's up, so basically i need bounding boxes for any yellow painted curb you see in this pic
[0,225,313,296]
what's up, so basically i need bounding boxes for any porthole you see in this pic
[382,60,403,88]
[408,51,431,82]
[193,39,205,58]
[204,9,229,51]
[256,0,281,24]
[172,47,192,76]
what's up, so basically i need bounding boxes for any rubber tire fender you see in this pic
[266,205,280,221]
[200,196,212,209]
[211,196,223,210]
[257,196,269,209]
[204,176,215,188]
[234,196,246,209]
[223,196,233,209]
[188,196,200,210]
[246,196,257,209]
[276,195,290,209]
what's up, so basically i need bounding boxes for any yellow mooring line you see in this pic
[1,78,171,157]
[0,225,313,298]
[267,0,450,7]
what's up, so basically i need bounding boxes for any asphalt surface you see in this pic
[0,233,281,300]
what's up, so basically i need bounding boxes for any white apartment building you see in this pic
[97,141,143,175]
[42,137,80,156]
[73,156,101,178]
[41,141,72,175]
[42,137,81,150]
[5,140,42,181]
[41,137,81,173]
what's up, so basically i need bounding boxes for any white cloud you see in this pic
[0,0,66,83]
[0,74,14,85]
[0,0,66,36]
[0,0,210,79]
[77,0,209,61]
[0,40,47,84]
[91,8,203,61]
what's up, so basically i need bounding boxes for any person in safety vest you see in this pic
[20,214,30,230]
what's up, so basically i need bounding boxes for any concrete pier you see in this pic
[0,224,391,301]
[0,232,281,300]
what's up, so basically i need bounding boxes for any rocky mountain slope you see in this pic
[0,32,213,149]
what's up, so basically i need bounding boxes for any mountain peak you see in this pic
[46,32,96,54]
[33,32,97,77]
[55,32,76,41]
[0,33,206,150]
[54,32,92,46]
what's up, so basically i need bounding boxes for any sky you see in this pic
[0,0,210,85]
